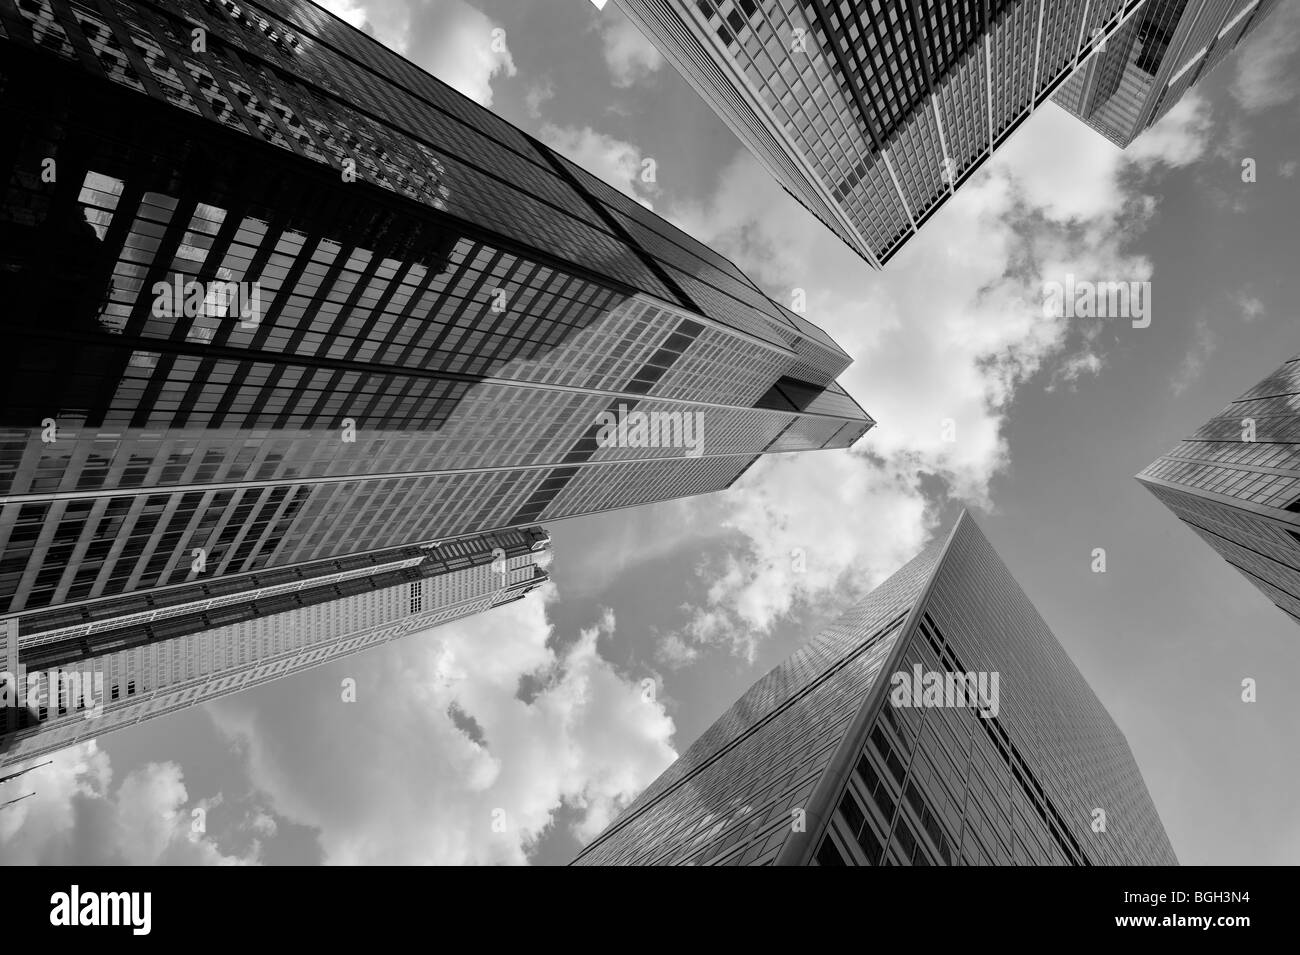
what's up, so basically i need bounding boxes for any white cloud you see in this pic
[1230,2,1300,113]
[0,745,256,864]
[655,631,700,668]
[673,450,932,663]
[601,14,664,88]
[1171,318,1217,396]
[205,590,676,864]
[314,0,368,29]
[1238,293,1266,321]
[651,90,1214,660]
[538,124,657,207]
[1123,93,1215,168]
[313,0,516,107]
[525,77,555,119]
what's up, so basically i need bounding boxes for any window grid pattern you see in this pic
[0,539,549,759]
[617,0,1156,264]
[987,0,1037,140]
[934,39,987,177]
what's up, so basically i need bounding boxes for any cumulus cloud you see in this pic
[671,450,932,663]
[601,14,664,88]
[0,745,257,865]
[314,0,516,107]
[649,91,1215,660]
[1171,318,1217,396]
[524,77,555,119]
[204,589,676,864]
[1230,2,1300,113]
[1238,293,1266,321]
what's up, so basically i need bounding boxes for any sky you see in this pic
[2,0,1299,866]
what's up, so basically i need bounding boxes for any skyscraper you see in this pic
[0,0,869,619]
[572,511,1177,865]
[1138,351,1300,629]
[0,0,869,762]
[607,0,1151,266]
[1054,0,1280,146]
[1,527,551,768]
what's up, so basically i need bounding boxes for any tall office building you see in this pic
[1138,351,1300,629]
[0,0,869,766]
[1,527,550,767]
[0,0,869,620]
[1054,0,1280,146]
[607,0,1152,266]
[572,512,1176,865]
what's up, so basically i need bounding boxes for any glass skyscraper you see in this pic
[1054,0,1280,146]
[1138,351,1300,628]
[572,511,1177,865]
[0,0,869,759]
[0,0,868,611]
[1,527,551,768]
[607,0,1152,266]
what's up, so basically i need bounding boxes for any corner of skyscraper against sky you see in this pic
[0,0,1297,891]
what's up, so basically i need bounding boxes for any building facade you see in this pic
[0,0,870,767]
[1053,0,1280,146]
[0,0,870,622]
[572,512,1177,865]
[608,0,1153,266]
[1,527,550,767]
[1138,351,1300,628]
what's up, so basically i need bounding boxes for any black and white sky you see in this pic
[2,0,1298,866]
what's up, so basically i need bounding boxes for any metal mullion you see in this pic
[339,256,416,364]
[119,191,200,339]
[369,241,445,365]
[472,254,534,373]
[806,0,885,152]
[310,232,401,357]
[48,0,106,75]
[416,246,507,370]
[392,245,477,367]
[86,0,168,102]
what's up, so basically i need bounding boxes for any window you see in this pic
[815,837,846,866]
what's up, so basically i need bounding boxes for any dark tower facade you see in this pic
[1139,351,1300,628]
[572,512,1177,865]
[0,0,869,761]
[0,0,869,618]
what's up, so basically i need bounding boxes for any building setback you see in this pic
[1,527,550,768]
[572,512,1177,865]
[1054,0,1280,147]
[1138,351,1300,628]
